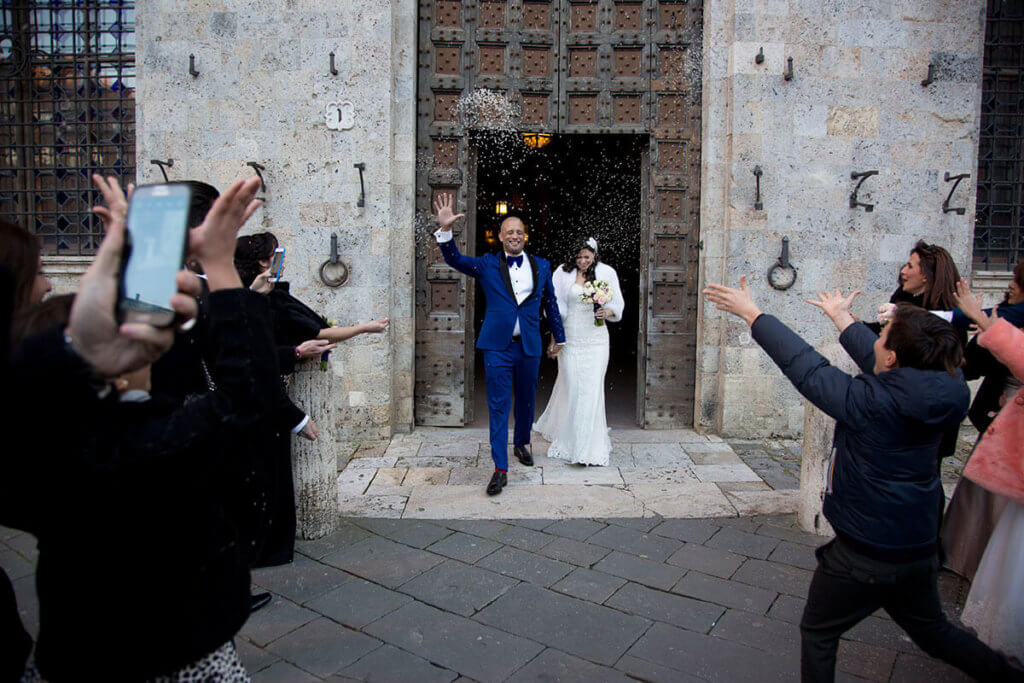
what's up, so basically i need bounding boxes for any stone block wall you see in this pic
[697,0,986,437]
[134,0,417,440]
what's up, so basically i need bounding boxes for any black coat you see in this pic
[751,315,969,556]
[9,290,279,680]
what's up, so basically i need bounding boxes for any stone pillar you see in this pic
[288,363,339,540]
[798,343,859,537]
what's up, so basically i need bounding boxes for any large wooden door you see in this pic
[415,0,702,427]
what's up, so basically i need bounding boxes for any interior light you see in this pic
[495,200,508,215]
[522,132,552,149]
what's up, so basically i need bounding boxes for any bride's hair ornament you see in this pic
[586,237,598,253]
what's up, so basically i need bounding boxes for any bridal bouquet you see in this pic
[580,280,613,326]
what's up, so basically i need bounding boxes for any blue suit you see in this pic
[439,238,566,470]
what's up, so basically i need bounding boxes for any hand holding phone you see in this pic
[269,247,286,282]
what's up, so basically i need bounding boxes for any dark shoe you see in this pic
[249,592,272,613]
[486,470,507,496]
[515,444,534,466]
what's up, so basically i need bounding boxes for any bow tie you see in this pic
[507,255,523,269]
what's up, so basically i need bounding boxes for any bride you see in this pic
[534,238,624,466]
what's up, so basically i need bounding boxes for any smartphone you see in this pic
[268,247,286,282]
[118,183,193,327]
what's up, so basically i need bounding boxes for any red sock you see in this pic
[495,468,507,473]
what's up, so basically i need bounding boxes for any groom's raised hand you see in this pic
[433,192,464,232]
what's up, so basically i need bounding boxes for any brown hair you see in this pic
[910,241,960,310]
[0,221,42,313]
[885,304,963,375]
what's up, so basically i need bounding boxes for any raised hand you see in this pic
[805,289,860,332]
[189,176,263,291]
[703,275,763,326]
[363,318,389,334]
[249,268,275,294]
[954,278,997,331]
[66,215,201,378]
[433,191,464,232]
[91,174,133,233]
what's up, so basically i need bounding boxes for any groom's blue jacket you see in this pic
[439,239,566,357]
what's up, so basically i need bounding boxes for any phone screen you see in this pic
[269,247,285,281]
[120,184,191,324]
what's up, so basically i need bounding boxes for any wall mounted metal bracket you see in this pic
[755,47,764,65]
[189,54,199,78]
[354,162,366,207]
[921,63,935,87]
[942,172,971,215]
[329,52,338,76]
[850,170,879,212]
[753,165,764,210]
[247,162,266,199]
[783,57,793,81]
[150,158,173,182]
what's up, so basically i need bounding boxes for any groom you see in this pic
[434,193,566,495]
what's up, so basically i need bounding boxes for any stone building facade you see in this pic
[37,1,1012,440]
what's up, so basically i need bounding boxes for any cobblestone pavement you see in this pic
[2,514,974,682]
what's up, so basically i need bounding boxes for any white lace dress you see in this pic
[534,263,623,466]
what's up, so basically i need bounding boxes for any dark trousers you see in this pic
[800,537,1019,683]
[483,339,540,471]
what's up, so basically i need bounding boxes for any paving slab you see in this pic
[631,443,693,467]
[252,661,321,682]
[731,558,815,598]
[889,653,973,682]
[620,465,701,485]
[705,526,780,560]
[399,560,518,616]
[304,578,414,629]
[337,493,407,518]
[404,484,644,519]
[768,540,820,570]
[344,456,399,469]
[506,648,633,683]
[264,618,380,678]
[295,523,372,560]
[448,466,542,486]
[340,645,458,683]
[351,519,451,549]
[692,463,762,483]
[625,483,737,518]
[614,654,707,683]
[592,550,684,591]
[540,536,613,567]
[666,542,745,579]
[477,546,574,586]
[541,465,625,485]
[550,567,628,603]
[239,597,320,647]
[252,554,352,604]
[605,582,725,634]
[708,608,801,657]
[363,601,544,683]
[837,639,898,682]
[475,583,651,666]
[587,524,683,561]
[236,637,280,674]
[320,536,444,588]
[626,622,799,681]
[726,489,800,515]
[544,518,607,541]
[426,531,503,564]
[671,571,777,614]
[649,518,722,544]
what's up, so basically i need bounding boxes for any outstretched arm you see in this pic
[318,318,389,342]
[805,289,876,374]
[432,192,483,277]
[704,276,870,427]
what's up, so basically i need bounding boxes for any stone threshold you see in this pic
[337,428,799,520]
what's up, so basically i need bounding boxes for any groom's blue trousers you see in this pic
[483,339,540,471]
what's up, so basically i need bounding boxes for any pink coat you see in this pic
[963,318,1024,504]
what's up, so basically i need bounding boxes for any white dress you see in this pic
[534,262,624,466]
[960,499,1024,663]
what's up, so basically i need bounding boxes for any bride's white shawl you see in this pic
[551,261,624,322]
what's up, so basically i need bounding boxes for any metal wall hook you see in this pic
[921,62,935,87]
[753,165,763,210]
[188,54,199,78]
[354,162,366,207]
[942,172,971,215]
[150,158,173,182]
[329,51,338,76]
[850,170,879,212]
[755,47,764,65]
[319,233,350,287]
[246,161,266,199]
[783,57,793,81]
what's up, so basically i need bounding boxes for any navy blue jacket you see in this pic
[439,239,566,356]
[751,315,969,554]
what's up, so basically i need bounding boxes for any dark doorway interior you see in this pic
[469,133,645,429]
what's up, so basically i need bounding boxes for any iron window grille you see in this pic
[975,0,1024,271]
[1,0,135,256]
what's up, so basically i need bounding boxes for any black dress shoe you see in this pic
[514,444,533,466]
[249,592,272,613]
[486,470,507,496]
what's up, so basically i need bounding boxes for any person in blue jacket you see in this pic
[704,276,1023,683]
[433,192,566,496]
